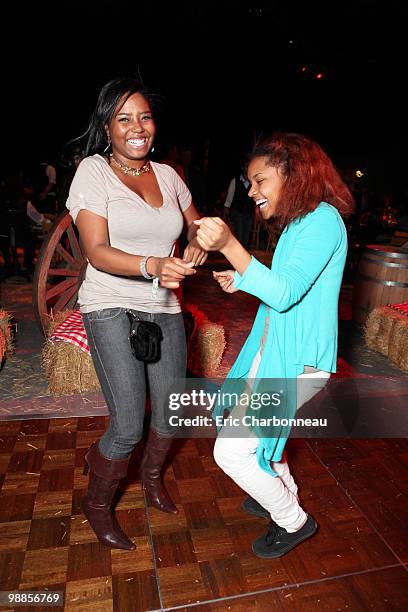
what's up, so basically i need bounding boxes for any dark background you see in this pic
[2,0,407,193]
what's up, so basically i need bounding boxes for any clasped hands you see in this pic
[151,217,237,292]
[150,236,208,289]
[194,217,239,294]
[193,216,232,251]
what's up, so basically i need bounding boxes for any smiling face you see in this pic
[107,92,155,166]
[247,156,285,220]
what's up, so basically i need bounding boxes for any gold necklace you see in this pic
[110,155,151,177]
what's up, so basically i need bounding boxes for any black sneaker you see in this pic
[242,497,270,518]
[252,514,318,558]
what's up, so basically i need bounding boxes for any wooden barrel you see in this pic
[352,245,408,325]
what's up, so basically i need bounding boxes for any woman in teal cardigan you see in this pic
[194,132,354,559]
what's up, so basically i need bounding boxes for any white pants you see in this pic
[214,351,330,532]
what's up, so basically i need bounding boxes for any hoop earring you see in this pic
[103,130,111,153]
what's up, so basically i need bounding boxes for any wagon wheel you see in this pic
[33,210,86,334]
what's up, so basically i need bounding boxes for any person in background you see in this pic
[0,172,41,277]
[195,132,354,559]
[223,164,254,248]
[56,143,84,213]
[31,159,57,215]
[159,142,187,182]
[187,140,211,215]
[66,76,207,550]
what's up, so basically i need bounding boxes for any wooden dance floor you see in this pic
[1,254,408,610]
[0,418,407,610]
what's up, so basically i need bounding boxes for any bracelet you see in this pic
[140,256,155,279]
[152,276,159,299]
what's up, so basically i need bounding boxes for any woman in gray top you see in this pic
[66,77,207,550]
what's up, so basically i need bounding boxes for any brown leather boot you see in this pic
[81,443,135,550]
[141,429,178,514]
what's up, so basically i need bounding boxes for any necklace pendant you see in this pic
[110,154,150,177]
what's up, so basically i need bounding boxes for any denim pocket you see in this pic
[87,307,124,322]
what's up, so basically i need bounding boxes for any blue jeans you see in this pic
[83,308,186,459]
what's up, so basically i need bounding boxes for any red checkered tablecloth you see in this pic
[49,310,90,354]
[388,301,408,316]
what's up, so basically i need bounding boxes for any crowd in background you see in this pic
[0,145,83,280]
[1,136,407,283]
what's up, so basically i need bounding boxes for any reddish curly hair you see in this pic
[249,132,354,226]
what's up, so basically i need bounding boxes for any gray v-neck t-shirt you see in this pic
[66,154,192,314]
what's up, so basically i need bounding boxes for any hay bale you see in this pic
[43,305,226,395]
[364,305,408,373]
[42,309,100,395]
[184,303,226,377]
[190,320,226,377]
[387,314,408,372]
[47,309,75,335]
[364,308,383,352]
[0,310,13,363]
[42,339,100,395]
[364,306,399,356]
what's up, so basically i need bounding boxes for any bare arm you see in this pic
[76,210,196,288]
[220,234,252,276]
[40,165,57,200]
[182,203,208,265]
[183,203,201,241]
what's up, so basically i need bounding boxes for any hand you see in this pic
[182,237,208,266]
[193,217,233,252]
[213,270,239,294]
[148,256,196,289]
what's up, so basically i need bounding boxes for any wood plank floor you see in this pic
[0,418,407,611]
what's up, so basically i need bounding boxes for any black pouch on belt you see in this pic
[126,310,163,362]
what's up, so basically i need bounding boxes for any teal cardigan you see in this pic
[214,202,348,475]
